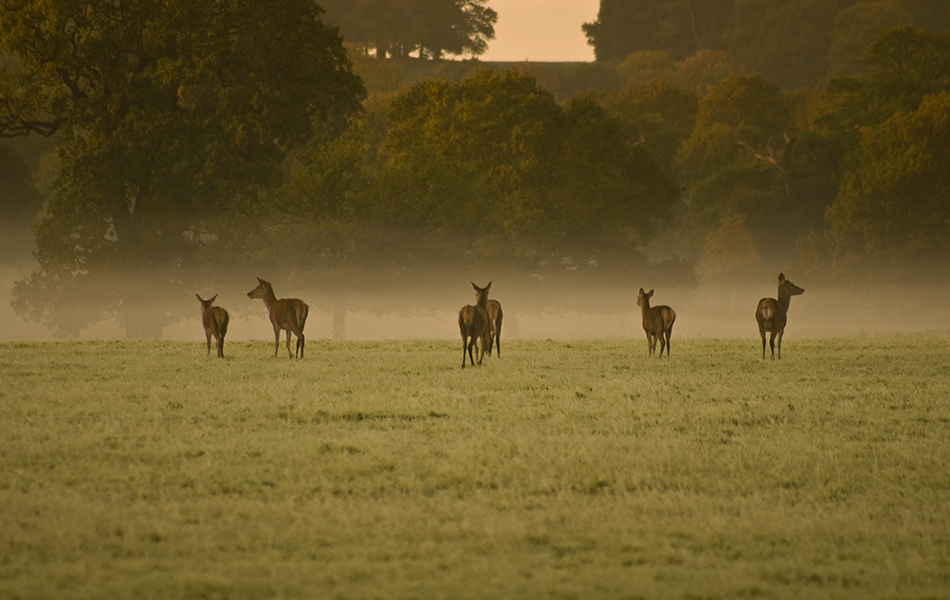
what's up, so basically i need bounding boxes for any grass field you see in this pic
[1,336,949,599]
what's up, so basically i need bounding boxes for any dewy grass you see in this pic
[1,337,949,599]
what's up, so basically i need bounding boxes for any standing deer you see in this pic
[247,277,309,359]
[196,294,229,358]
[756,273,804,359]
[637,288,676,357]
[459,282,491,368]
[486,298,503,357]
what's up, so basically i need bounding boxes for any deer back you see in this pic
[204,306,229,335]
[459,304,488,337]
[271,298,308,332]
[487,299,502,326]
[756,298,786,331]
[197,295,229,335]
[643,305,676,336]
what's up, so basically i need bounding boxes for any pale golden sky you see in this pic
[481,0,599,62]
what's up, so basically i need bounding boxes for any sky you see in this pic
[480,0,599,62]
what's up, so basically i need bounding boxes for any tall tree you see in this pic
[675,74,797,256]
[604,79,700,172]
[0,144,43,221]
[584,0,733,62]
[825,92,950,272]
[376,69,677,265]
[2,0,364,335]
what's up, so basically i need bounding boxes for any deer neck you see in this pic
[261,289,278,311]
[476,296,488,312]
[640,299,651,317]
[777,289,793,313]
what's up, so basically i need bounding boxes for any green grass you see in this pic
[1,337,949,599]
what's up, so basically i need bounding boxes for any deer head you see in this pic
[196,294,218,309]
[247,277,273,300]
[472,281,491,307]
[637,288,654,308]
[778,273,804,299]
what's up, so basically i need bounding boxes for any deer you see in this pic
[755,273,804,359]
[247,277,309,359]
[486,298,503,357]
[637,288,676,357]
[459,281,491,368]
[196,294,229,358]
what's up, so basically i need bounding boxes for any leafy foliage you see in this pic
[376,69,678,264]
[1,0,364,333]
[585,0,949,89]
[583,0,733,62]
[826,92,950,270]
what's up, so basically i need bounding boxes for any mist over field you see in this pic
[4,249,949,343]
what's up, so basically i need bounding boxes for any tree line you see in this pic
[2,0,949,336]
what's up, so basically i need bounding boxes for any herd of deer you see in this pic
[196,273,804,364]
[196,277,308,359]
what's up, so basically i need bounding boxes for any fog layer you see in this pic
[3,261,949,343]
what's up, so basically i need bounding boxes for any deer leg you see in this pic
[665,328,672,357]
[769,332,777,359]
[776,330,784,360]
[477,335,486,365]
[495,326,501,357]
[273,328,281,357]
[297,332,305,359]
[285,330,293,358]
[206,332,212,357]
[216,334,224,358]
[759,327,767,359]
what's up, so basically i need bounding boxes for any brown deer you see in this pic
[459,282,491,368]
[637,288,676,357]
[756,273,804,359]
[486,298,503,357]
[196,294,229,358]
[247,277,309,358]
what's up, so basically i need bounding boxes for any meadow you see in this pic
[1,336,948,599]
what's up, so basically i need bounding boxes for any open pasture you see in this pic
[1,337,949,599]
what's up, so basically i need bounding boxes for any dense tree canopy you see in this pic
[585,0,949,89]
[1,0,364,333]
[826,92,950,271]
[376,69,678,263]
[582,0,732,62]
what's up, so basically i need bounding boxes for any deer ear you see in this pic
[648,289,655,298]
[638,288,645,295]
[196,294,202,302]
[778,273,786,283]
[486,281,492,291]
[210,294,217,303]
[257,277,264,284]
[471,282,478,291]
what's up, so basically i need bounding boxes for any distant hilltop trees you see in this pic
[318,0,497,60]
